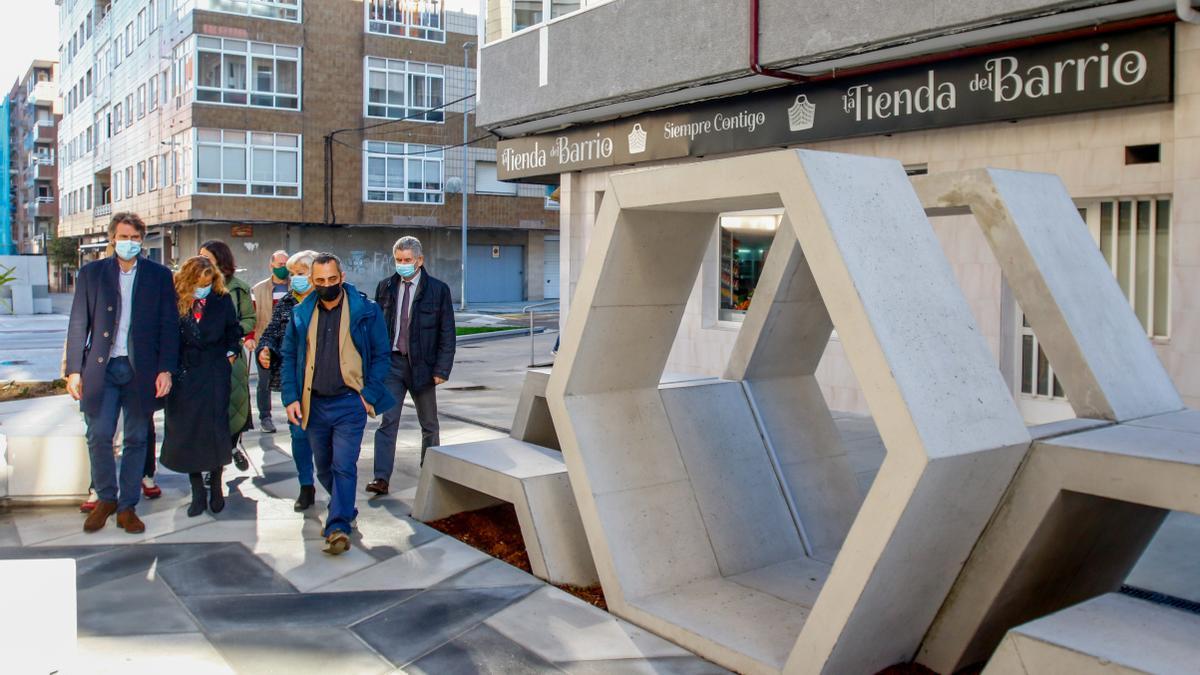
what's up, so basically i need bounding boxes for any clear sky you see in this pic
[0,0,58,93]
[0,0,480,94]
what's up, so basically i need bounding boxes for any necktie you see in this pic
[396,281,412,354]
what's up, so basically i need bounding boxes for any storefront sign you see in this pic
[497,26,1173,181]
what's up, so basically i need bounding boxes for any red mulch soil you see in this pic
[425,503,607,611]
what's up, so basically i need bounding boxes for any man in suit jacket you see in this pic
[369,235,456,492]
[64,212,179,534]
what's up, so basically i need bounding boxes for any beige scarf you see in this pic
[300,292,365,429]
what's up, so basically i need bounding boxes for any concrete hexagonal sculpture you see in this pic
[545,149,1032,674]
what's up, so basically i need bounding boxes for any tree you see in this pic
[46,236,79,270]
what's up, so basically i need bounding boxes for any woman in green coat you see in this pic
[201,241,256,464]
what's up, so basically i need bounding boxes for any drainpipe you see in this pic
[1180,0,1200,23]
[750,0,1179,86]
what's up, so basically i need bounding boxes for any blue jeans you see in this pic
[373,353,440,477]
[83,357,151,511]
[289,421,313,487]
[307,391,367,535]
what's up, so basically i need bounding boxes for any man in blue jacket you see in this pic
[281,253,394,554]
[64,212,179,534]
[369,236,456,495]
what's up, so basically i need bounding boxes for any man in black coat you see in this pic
[64,212,179,534]
[368,235,456,491]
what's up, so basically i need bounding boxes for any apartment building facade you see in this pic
[3,61,61,258]
[55,0,558,302]
[480,0,1200,421]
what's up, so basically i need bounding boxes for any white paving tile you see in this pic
[147,517,326,544]
[486,586,691,663]
[250,537,380,592]
[68,632,234,674]
[37,506,215,546]
[311,535,490,593]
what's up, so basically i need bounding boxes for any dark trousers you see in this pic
[83,357,151,511]
[307,391,367,535]
[373,352,440,476]
[255,360,273,420]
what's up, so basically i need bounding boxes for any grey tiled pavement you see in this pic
[0,346,729,674]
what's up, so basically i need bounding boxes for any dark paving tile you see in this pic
[352,585,538,667]
[404,623,562,674]
[0,517,22,546]
[559,656,733,674]
[0,545,116,561]
[78,570,199,637]
[183,590,417,632]
[75,543,219,590]
[209,626,392,674]
[158,543,298,597]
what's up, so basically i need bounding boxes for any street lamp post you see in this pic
[460,40,475,311]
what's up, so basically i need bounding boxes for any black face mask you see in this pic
[315,283,342,302]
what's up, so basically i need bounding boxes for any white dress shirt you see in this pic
[393,269,422,352]
[110,261,137,357]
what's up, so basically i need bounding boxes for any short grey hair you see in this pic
[392,236,423,258]
[287,249,318,273]
[270,249,289,260]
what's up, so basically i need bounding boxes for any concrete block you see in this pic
[1,395,91,501]
[0,558,76,673]
[510,367,559,450]
[919,410,1200,673]
[546,149,1030,675]
[912,169,1184,421]
[412,437,598,586]
[982,594,1200,675]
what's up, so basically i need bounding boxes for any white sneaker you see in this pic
[80,488,99,513]
[141,475,162,499]
[141,476,157,489]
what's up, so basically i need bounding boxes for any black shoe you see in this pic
[209,468,225,514]
[259,417,276,433]
[293,485,316,512]
[187,474,207,518]
[233,449,250,472]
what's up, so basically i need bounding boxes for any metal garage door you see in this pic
[543,236,560,299]
[466,244,525,303]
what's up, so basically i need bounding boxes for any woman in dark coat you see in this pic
[161,256,243,517]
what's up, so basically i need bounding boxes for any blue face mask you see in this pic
[193,285,212,300]
[290,275,311,293]
[114,240,141,261]
[395,263,417,278]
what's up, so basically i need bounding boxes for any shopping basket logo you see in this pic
[787,94,816,132]
[628,123,647,154]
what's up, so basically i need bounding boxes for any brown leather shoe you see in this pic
[116,508,146,534]
[365,479,389,495]
[83,500,118,533]
[323,530,350,555]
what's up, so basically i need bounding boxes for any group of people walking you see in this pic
[64,212,456,554]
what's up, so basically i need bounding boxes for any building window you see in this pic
[137,8,147,43]
[365,0,444,42]
[137,85,147,118]
[148,76,159,111]
[125,94,135,127]
[474,161,517,195]
[112,103,123,134]
[125,22,134,55]
[148,1,157,30]
[125,167,134,198]
[149,156,158,191]
[113,170,122,201]
[137,161,147,194]
[194,0,301,22]
[363,141,443,204]
[514,0,583,32]
[718,212,779,322]
[364,57,444,122]
[172,38,195,105]
[196,37,300,110]
[160,151,171,188]
[195,129,301,198]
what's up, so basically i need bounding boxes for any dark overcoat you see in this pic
[64,256,180,419]
[374,270,456,392]
[160,293,242,473]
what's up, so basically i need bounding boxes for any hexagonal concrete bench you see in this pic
[0,394,92,502]
[981,593,1200,675]
[413,368,717,587]
[546,149,1032,674]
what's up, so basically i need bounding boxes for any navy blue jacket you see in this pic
[64,255,180,418]
[280,282,396,416]
[374,269,456,392]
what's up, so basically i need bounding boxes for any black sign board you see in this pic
[497,26,1173,181]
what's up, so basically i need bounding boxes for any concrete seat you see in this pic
[0,394,91,502]
[0,559,77,672]
[412,437,598,586]
[982,593,1200,675]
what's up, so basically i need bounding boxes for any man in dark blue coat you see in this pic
[64,212,179,534]
[369,235,456,492]
[280,253,395,555]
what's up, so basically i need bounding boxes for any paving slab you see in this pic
[71,632,234,674]
[404,623,562,675]
[208,626,393,674]
[77,570,200,637]
[313,536,490,593]
[182,590,417,632]
[158,543,299,597]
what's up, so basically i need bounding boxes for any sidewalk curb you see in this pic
[457,326,547,342]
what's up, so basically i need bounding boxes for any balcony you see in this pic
[36,122,55,143]
[28,81,57,108]
[94,203,112,218]
[35,164,55,181]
